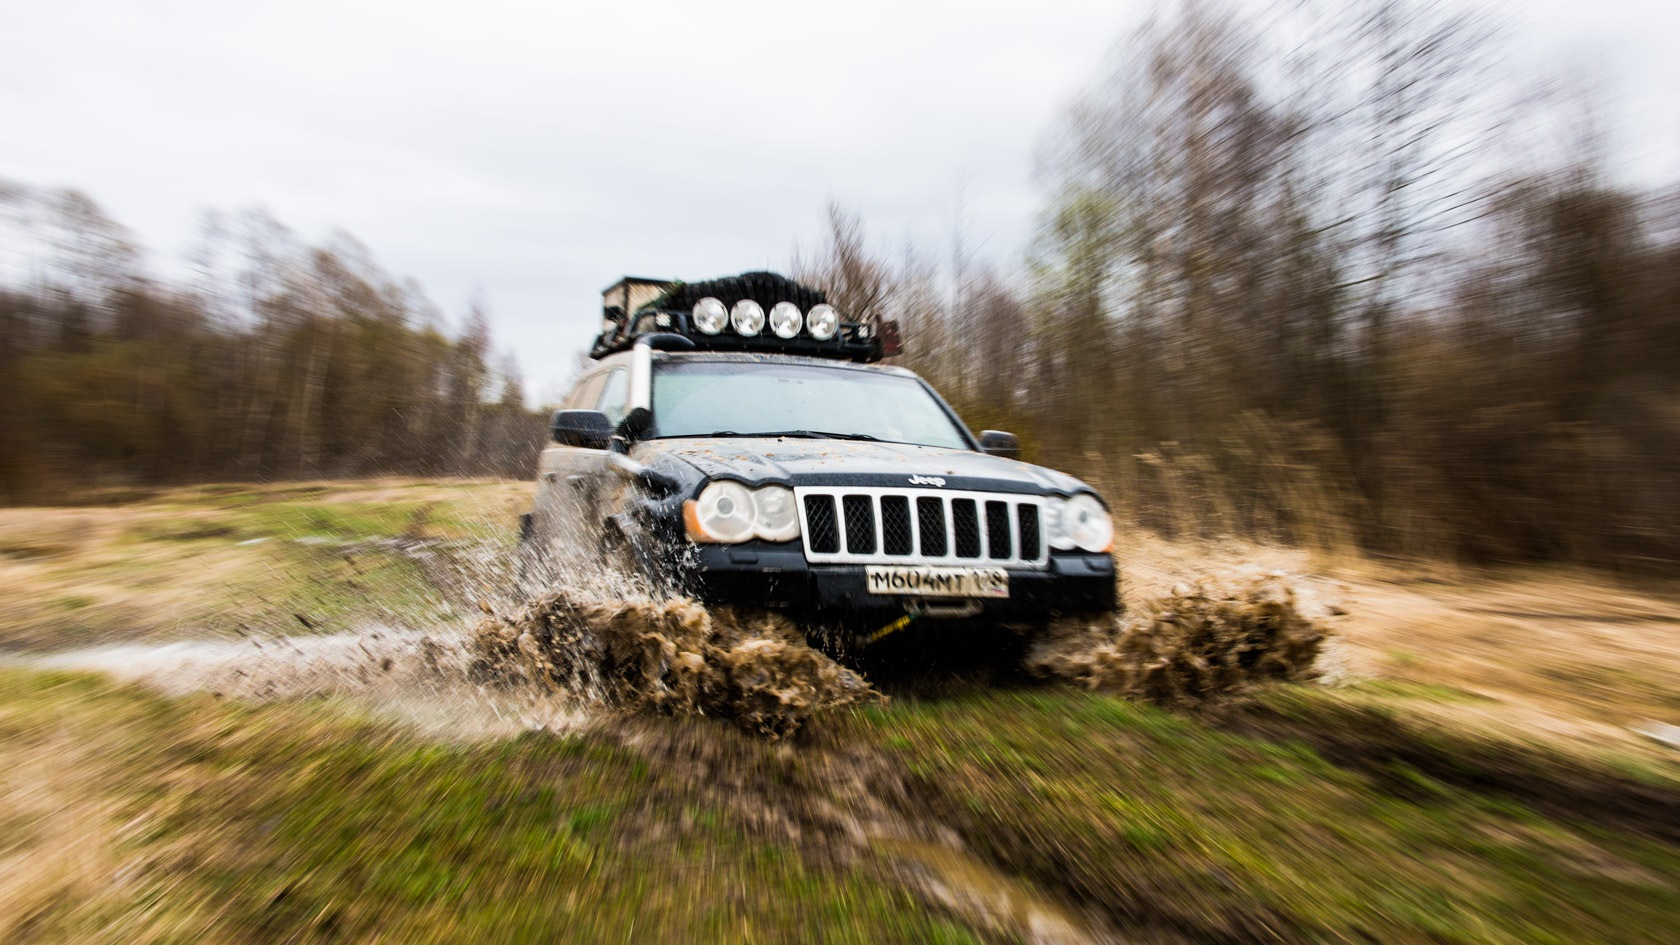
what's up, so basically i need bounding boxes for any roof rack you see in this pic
[588,271,898,363]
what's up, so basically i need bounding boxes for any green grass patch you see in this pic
[0,668,986,945]
[1355,678,1498,703]
[843,687,1680,945]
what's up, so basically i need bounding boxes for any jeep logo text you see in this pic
[908,475,946,487]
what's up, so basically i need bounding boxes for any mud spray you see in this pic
[1028,576,1327,708]
[469,591,880,738]
[15,551,1330,739]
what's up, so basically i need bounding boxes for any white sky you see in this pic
[5,0,1677,403]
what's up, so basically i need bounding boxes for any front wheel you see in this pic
[599,526,680,600]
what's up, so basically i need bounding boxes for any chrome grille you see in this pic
[795,487,1049,568]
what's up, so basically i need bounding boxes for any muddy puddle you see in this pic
[882,838,1116,945]
[9,628,591,740]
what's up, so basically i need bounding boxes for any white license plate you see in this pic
[865,566,1009,598]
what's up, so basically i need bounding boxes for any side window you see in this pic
[568,372,607,411]
[596,368,629,424]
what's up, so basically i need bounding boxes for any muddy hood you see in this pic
[640,438,1091,495]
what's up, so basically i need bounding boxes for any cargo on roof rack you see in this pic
[589,270,900,363]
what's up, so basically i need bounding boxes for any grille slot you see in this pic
[842,494,876,554]
[985,500,1012,559]
[916,497,947,557]
[951,499,981,558]
[805,495,839,553]
[1017,504,1041,561]
[880,495,913,555]
[797,488,1048,569]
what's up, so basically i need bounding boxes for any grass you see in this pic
[845,689,1680,944]
[7,666,1673,944]
[3,479,1678,944]
[0,668,983,945]
[0,479,530,647]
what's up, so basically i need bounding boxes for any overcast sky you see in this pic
[6,0,1677,402]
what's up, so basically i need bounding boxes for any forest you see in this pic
[0,193,543,498]
[798,0,1680,572]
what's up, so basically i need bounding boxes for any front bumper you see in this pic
[682,541,1117,620]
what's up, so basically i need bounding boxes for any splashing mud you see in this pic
[1027,576,1327,708]
[470,589,880,738]
[13,629,590,739]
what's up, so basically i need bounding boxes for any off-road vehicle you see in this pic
[520,272,1117,636]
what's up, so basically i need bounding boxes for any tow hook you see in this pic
[864,612,917,645]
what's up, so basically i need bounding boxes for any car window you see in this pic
[568,372,607,411]
[596,368,629,424]
[650,361,970,449]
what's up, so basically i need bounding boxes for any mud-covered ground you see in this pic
[2,480,1678,944]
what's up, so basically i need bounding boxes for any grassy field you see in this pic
[0,479,529,648]
[2,480,1677,944]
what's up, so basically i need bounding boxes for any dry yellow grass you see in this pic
[0,479,534,649]
[1116,528,1680,766]
[0,507,265,649]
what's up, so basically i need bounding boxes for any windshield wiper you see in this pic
[757,430,881,441]
[700,430,880,441]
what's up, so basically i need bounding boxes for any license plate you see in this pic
[865,566,1009,598]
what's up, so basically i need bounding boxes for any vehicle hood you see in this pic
[638,438,1091,495]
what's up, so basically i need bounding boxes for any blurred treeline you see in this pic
[801,0,1680,572]
[0,185,542,503]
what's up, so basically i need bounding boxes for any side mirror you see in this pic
[978,430,1019,459]
[551,409,614,449]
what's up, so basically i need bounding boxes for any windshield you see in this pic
[650,360,971,449]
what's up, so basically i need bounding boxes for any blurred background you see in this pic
[5,6,1680,943]
[3,0,1677,572]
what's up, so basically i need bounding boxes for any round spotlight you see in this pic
[768,302,802,339]
[692,297,728,335]
[805,304,839,341]
[731,299,765,336]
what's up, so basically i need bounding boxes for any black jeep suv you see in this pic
[520,272,1117,631]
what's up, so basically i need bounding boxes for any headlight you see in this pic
[768,302,803,339]
[684,482,803,544]
[752,485,799,541]
[1047,493,1113,553]
[730,299,765,336]
[692,297,728,335]
[805,304,839,340]
[686,481,755,543]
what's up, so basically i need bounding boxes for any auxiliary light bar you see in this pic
[589,271,900,363]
